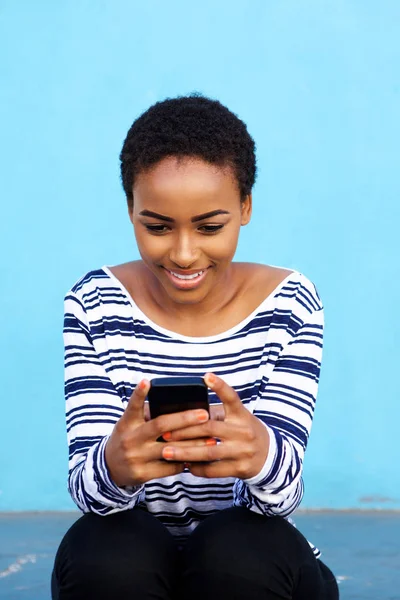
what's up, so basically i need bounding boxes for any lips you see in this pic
[163,267,209,290]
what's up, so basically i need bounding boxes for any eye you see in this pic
[145,224,170,234]
[198,224,225,234]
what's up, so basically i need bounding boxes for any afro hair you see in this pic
[120,94,257,208]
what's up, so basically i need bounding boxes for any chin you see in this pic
[164,287,209,305]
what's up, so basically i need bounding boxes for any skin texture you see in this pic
[105,157,291,487]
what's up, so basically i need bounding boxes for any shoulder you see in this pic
[237,262,323,314]
[67,268,110,296]
[241,264,324,346]
[240,263,293,290]
[106,261,142,290]
[66,261,140,298]
[64,266,125,312]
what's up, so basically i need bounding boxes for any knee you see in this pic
[52,510,178,597]
[67,510,175,564]
[184,507,305,573]
[180,509,327,600]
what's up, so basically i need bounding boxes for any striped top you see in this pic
[64,265,324,557]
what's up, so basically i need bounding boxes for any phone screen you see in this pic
[148,376,209,419]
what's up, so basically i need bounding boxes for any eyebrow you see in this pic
[138,209,230,223]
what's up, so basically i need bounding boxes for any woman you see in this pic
[52,94,339,599]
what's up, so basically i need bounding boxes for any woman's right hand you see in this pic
[105,379,211,487]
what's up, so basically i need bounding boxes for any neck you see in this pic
[144,263,239,322]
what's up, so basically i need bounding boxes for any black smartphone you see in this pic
[147,376,209,419]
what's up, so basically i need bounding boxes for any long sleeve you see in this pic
[233,303,324,518]
[64,290,144,514]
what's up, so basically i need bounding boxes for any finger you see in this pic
[168,420,235,442]
[162,440,231,463]
[188,459,237,479]
[204,373,244,416]
[165,438,217,448]
[209,404,225,421]
[145,408,209,440]
[144,402,150,421]
[141,460,186,482]
[123,436,217,465]
[122,379,150,423]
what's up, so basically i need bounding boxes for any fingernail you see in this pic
[205,373,216,387]
[138,379,148,390]
[195,410,209,422]
[163,448,174,460]
[163,432,172,441]
[206,438,217,446]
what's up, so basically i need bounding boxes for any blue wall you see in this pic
[1,1,399,510]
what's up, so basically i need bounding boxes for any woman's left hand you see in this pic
[161,373,270,480]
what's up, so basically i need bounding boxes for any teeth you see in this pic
[170,270,204,280]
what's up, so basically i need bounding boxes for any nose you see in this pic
[169,232,200,268]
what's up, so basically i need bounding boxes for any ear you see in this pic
[128,203,134,225]
[240,194,252,226]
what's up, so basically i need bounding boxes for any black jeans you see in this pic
[51,507,339,599]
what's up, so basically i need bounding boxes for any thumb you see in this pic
[123,379,150,424]
[204,373,243,416]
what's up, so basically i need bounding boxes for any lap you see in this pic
[52,509,179,600]
[52,507,338,600]
[179,507,336,600]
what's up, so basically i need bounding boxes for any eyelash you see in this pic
[144,224,224,235]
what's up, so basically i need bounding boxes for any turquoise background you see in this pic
[1,1,399,510]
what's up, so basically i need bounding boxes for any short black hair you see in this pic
[119,94,257,209]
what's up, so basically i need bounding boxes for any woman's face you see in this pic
[129,156,251,306]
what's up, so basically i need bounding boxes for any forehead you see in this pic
[133,156,240,211]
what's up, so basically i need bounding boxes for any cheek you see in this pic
[200,227,241,262]
[134,229,168,258]
[209,229,240,260]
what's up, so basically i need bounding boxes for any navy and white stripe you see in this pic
[64,265,324,556]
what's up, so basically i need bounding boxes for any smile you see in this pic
[170,270,204,280]
[163,268,209,290]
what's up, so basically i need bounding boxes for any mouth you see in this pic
[162,267,209,290]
